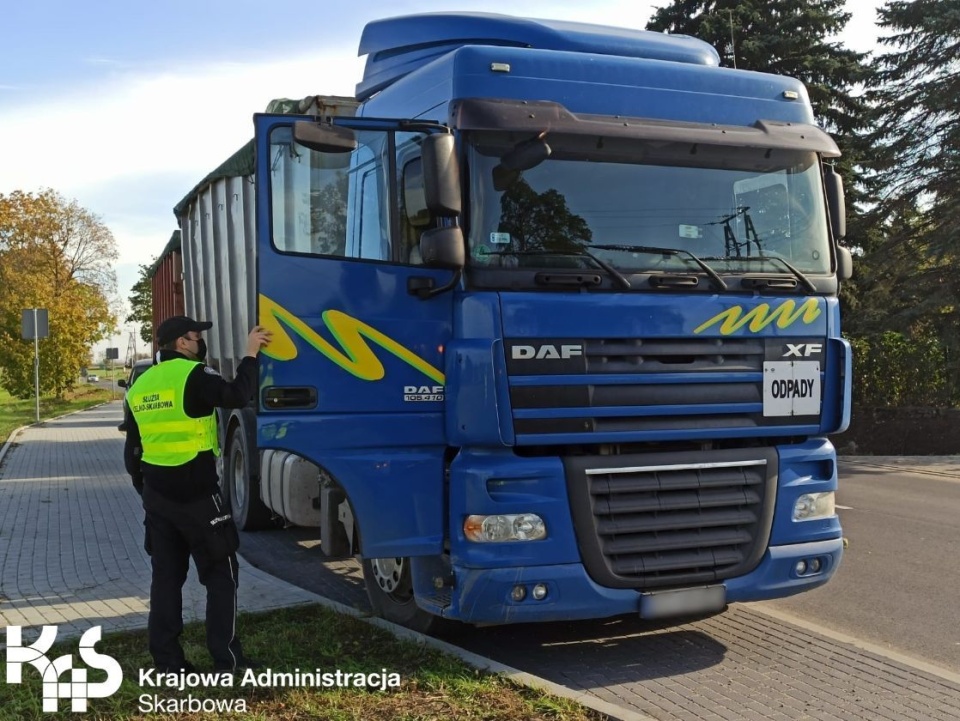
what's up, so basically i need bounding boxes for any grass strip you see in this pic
[0,604,608,721]
[0,386,114,446]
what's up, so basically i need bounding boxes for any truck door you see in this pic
[253,115,456,556]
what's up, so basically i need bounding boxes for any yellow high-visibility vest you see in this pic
[129,358,219,466]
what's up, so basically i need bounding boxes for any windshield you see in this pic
[466,131,832,277]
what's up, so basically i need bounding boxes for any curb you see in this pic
[0,424,28,469]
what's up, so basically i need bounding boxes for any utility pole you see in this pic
[126,330,138,367]
[725,9,737,69]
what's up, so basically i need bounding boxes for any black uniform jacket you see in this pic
[124,350,258,502]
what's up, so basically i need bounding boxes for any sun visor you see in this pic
[450,98,841,157]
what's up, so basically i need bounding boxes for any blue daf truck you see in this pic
[171,13,851,632]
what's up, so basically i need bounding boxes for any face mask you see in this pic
[195,338,208,362]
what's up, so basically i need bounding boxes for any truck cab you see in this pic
[179,14,851,632]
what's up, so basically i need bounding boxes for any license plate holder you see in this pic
[639,585,726,620]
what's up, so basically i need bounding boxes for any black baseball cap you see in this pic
[157,316,213,346]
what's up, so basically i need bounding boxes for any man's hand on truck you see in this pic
[246,326,273,358]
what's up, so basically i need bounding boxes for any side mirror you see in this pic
[420,226,465,269]
[117,379,128,389]
[293,121,357,153]
[422,134,461,217]
[836,246,853,281]
[824,165,846,240]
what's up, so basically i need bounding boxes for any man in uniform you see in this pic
[124,315,271,672]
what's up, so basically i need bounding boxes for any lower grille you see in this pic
[564,448,777,590]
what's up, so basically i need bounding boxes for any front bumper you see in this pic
[442,537,843,624]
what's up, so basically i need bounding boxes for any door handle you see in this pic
[262,386,317,409]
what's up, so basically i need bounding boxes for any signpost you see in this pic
[106,347,119,399]
[21,309,49,423]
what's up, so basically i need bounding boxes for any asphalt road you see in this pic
[765,459,960,673]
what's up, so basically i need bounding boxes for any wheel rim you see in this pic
[232,441,246,509]
[371,557,412,600]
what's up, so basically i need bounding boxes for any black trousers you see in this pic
[142,485,243,670]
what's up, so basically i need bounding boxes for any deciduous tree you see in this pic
[126,263,154,346]
[0,189,117,398]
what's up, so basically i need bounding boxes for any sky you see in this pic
[0,0,884,362]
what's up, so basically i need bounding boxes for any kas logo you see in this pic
[5,625,123,712]
[511,344,583,360]
[783,343,823,357]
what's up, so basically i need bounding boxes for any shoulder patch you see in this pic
[203,366,221,377]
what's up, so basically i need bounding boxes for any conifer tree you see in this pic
[646,0,873,213]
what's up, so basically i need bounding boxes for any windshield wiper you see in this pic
[480,249,632,289]
[739,256,817,293]
[590,244,728,291]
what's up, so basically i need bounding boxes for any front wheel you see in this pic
[225,425,272,530]
[361,556,456,635]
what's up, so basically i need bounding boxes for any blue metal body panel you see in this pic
[255,114,454,556]
[357,13,719,100]
[360,45,814,127]
[248,14,850,625]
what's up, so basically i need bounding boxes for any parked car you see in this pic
[86,374,100,383]
[117,359,153,432]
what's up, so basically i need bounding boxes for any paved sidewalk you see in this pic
[0,402,322,643]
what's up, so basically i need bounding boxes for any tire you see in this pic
[361,556,457,635]
[225,424,272,530]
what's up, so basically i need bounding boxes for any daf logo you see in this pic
[783,343,823,357]
[511,344,583,360]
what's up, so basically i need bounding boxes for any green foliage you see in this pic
[646,0,874,205]
[0,190,118,399]
[851,0,960,397]
[125,263,154,345]
[849,330,950,407]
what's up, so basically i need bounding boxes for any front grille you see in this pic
[506,336,824,438]
[564,448,776,590]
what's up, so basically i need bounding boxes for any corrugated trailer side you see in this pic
[179,164,256,380]
[149,231,185,354]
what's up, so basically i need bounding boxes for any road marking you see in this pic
[836,504,854,510]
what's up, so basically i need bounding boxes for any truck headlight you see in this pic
[793,492,835,521]
[464,514,547,542]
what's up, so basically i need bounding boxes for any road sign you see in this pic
[21,308,48,423]
[105,347,119,360]
[21,308,49,339]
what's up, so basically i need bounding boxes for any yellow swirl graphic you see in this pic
[694,298,822,335]
[259,294,444,384]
